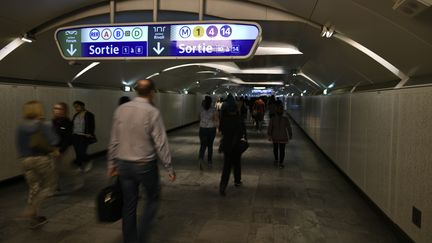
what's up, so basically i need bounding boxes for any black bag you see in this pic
[96,178,122,222]
[236,139,249,154]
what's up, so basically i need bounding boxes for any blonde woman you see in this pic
[16,101,59,229]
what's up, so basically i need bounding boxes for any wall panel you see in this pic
[394,89,432,243]
[287,86,432,243]
[348,93,369,189]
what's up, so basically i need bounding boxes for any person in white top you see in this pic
[198,96,219,169]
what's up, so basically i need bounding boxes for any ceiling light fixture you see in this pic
[0,38,25,61]
[21,33,35,43]
[72,62,100,81]
[255,45,302,55]
[146,72,160,79]
[321,25,335,38]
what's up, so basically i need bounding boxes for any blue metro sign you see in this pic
[55,21,262,60]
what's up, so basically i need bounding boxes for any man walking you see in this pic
[107,79,176,243]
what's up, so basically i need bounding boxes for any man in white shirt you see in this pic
[108,79,176,243]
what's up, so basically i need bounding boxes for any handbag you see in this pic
[236,139,249,154]
[96,178,122,222]
[29,128,56,154]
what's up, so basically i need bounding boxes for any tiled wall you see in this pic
[0,83,201,182]
[286,87,432,243]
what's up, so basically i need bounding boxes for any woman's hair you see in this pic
[202,96,212,110]
[54,102,69,118]
[73,100,85,107]
[275,100,284,113]
[23,101,44,120]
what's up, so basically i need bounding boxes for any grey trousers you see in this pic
[22,156,57,215]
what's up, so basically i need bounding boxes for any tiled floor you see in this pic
[0,120,404,243]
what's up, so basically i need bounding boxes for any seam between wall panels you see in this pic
[347,94,352,174]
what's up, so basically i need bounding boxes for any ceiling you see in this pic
[1,0,432,95]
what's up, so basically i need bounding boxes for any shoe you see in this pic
[83,161,93,173]
[278,164,285,169]
[29,216,48,229]
[234,181,242,187]
[274,160,279,166]
[219,190,226,197]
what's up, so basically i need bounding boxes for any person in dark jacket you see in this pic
[219,94,247,196]
[52,102,73,153]
[16,101,59,229]
[71,100,96,172]
[267,100,293,168]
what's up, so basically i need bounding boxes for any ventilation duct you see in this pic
[393,0,432,16]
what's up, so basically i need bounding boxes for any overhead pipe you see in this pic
[199,0,204,21]
[153,0,158,22]
[110,0,115,23]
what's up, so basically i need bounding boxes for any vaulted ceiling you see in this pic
[1,0,431,95]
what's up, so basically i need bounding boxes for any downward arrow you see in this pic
[152,42,165,55]
[67,44,77,56]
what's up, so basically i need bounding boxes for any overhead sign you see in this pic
[55,21,261,60]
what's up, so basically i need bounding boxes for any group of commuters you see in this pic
[198,94,293,195]
[15,79,293,242]
[16,100,96,228]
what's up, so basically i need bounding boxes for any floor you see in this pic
[0,119,404,243]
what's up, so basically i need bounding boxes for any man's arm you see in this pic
[151,111,176,181]
[107,111,119,176]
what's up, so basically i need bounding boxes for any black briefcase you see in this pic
[96,178,123,222]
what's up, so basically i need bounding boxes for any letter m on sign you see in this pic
[179,26,191,38]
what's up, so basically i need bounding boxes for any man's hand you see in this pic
[168,172,176,182]
[107,167,118,177]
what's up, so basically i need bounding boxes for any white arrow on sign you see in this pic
[67,44,77,56]
[152,42,165,55]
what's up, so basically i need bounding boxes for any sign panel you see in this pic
[55,21,261,60]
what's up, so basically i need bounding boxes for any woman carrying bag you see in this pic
[219,94,247,196]
[16,101,59,229]
[267,100,293,169]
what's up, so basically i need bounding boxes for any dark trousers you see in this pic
[72,134,89,167]
[118,160,160,243]
[273,143,286,164]
[199,127,217,162]
[219,152,241,191]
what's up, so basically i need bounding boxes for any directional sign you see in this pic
[55,21,261,60]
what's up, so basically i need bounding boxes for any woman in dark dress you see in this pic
[219,94,247,196]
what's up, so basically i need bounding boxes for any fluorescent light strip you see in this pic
[72,62,100,81]
[162,63,286,75]
[0,38,25,61]
[255,46,302,55]
[21,37,33,43]
[146,72,160,79]
[204,77,283,86]
[254,87,266,89]
[238,67,285,74]
[196,70,218,74]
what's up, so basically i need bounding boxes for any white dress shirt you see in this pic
[108,97,173,173]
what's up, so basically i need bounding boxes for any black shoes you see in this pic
[234,181,243,187]
[219,190,226,197]
[278,163,285,169]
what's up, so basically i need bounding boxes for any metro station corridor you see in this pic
[0,120,403,243]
